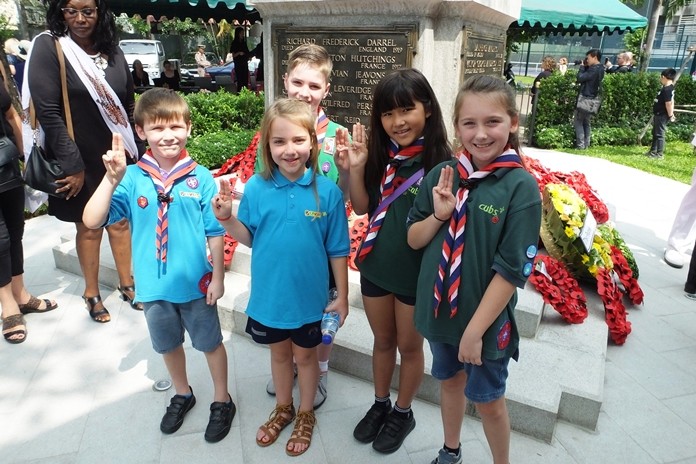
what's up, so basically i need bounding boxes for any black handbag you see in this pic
[576,94,601,115]
[23,38,72,199]
[23,138,66,198]
[0,133,22,193]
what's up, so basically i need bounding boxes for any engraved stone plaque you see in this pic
[273,24,417,126]
[460,30,506,81]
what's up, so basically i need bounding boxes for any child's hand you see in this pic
[433,165,456,221]
[206,275,224,305]
[458,328,483,366]
[102,133,127,185]
[336,123,368,171]
[212,179,234,221]
[326,295,349,327]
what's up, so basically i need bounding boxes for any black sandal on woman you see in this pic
[118,284,143,311]
[83,295,110,323]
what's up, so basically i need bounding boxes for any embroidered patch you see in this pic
[137,196,148,209]
[186,177,199,189]
[526,245,538,259]
[179,191,201,199]
[321,161,331,174]
[198,271,213,294]
[323,137,335,155]
[492,215,499,224]
[523,262,533,276]
[497,320,512,350]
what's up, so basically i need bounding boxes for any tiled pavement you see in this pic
[1,147,696,463]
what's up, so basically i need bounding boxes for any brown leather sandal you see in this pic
[256,403,295,447]
[19,295,58,314]
[286,410,316,457]
[3,313,27,344]
[84,295,110,323]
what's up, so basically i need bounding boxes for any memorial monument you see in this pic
[250,0,520,131]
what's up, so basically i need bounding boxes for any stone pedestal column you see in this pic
[250,0,520,130]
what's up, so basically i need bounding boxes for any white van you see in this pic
[119,39,165,81]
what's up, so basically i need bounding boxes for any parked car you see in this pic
[119,39,165,81]
[204,60,235,81]
[179,51,221,82]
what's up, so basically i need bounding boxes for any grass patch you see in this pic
[562,141,695,185]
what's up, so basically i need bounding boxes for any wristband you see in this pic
[433,212,450,222]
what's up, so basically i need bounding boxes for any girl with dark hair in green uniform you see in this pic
[407,74,541,464]
[335,68,452,454]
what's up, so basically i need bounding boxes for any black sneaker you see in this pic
[204,395,236,443]
[372,409,416,454]
[353,402,391,443]
[160,389,196,434]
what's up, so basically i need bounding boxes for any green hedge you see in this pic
[181,88,264,169]
[532,71,696,149]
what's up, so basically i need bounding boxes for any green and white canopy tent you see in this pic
[108,0,259,22]
[515,0,648,34]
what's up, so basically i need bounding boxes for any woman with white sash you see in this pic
[25,0,144,322]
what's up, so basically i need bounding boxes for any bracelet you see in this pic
[433,212,450,222]
[218,215,232,222]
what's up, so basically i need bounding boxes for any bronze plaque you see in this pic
[272,24,417,127]
[460,30,505,81]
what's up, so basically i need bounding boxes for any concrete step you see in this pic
[53,237,607,443]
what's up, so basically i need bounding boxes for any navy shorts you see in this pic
[143,298,223,354]
[360,275,416,306]
[428,340,510,403]
[245,317,322,349]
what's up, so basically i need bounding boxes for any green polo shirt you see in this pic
[254,120,344,183]
[407,160,541,360]
[357,156,424,297]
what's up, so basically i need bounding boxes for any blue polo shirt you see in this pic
[107,163,225,303]
[238,168,349,329]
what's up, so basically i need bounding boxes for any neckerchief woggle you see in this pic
[137,149,197,263]
[433,147,523,318]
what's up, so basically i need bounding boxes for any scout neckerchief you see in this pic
[357,137,424,262]
[315,107,329,151]
[433,147,523,318]
[137,149,197,263]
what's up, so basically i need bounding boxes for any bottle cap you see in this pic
[322,334,333,345]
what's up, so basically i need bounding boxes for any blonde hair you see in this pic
[286,44,333,81]
[259,98,319,180]
[134,88,190,127]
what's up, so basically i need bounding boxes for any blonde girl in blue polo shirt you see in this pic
[335,68,452,454]
[212,98,349,457]
[407,74,542,464]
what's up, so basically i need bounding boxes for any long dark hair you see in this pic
[365,68,452,191]
[43,0,117,57]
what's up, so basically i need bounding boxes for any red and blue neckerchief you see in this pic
[433,148,523,318]
[137,149,197,263]
[358,137,424,262]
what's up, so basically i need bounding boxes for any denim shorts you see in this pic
[360,275,416,306]
[143,298,223,354]
[245,317,321,349]
[428,340,510,403]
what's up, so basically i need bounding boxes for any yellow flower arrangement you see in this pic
[541,183,613,280]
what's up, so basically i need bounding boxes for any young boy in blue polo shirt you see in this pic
[83,88,235,443]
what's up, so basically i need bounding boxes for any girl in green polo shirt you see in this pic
[336,68,452,454]
[407,74,541,464]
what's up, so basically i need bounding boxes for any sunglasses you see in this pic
[61,7,98,19]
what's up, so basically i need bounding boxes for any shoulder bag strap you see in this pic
[372,167,424,219]
[29,38,74,141]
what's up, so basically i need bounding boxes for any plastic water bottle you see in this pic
[321,288,340,345]
[321,311,340,345]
